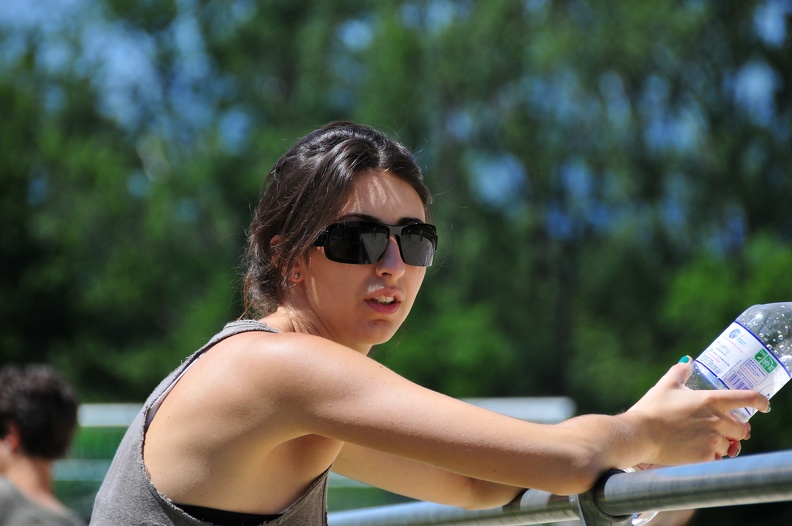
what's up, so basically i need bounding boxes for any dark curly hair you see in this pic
[0,364,79,460]
[243,121,432,318]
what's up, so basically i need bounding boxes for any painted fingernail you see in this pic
[767,402,771,413]
[678,356,691,363]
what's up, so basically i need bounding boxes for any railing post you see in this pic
[575,470,632,526]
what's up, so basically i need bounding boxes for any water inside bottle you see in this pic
[630,511,658,525]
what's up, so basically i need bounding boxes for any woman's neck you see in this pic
[264,306,320,336]
[263,306,374,355]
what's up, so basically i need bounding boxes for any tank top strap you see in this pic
[210,319,279,343]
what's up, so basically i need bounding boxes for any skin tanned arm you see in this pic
[241,333,768,504]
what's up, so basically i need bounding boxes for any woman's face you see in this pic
[300,170,429,353]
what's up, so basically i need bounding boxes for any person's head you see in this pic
[244,121,433,319]
[0,364,79,461]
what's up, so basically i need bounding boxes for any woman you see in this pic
[90,121,767,525]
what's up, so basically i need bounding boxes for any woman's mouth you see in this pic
[372,295,395,305]
[366,295,400,313]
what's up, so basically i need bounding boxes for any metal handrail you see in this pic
[327,449,792,525]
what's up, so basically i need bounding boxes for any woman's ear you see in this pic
[271,235,305,283]
[289,258,305,283]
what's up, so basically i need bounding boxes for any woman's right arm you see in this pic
[248,334,769,496]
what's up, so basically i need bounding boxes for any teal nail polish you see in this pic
[678,356,691,364]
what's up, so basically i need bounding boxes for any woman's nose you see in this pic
[376,236,406,277]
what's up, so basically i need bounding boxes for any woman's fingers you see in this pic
[659,358,695,387]
[707,390,768,443]
[726,439,742,458]
[665,359,772,419]
[633,359,772,466]
[715,388,771,415]
[708,394,761,460]
[665,360,770,447]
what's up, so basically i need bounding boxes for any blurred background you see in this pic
[1,0,791,523]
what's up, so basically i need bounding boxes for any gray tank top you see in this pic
[90,320,329,526]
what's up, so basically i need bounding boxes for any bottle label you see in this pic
[695,322,791,413]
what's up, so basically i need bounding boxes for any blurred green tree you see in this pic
[2,0,792,522]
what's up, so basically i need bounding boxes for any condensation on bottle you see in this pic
[687,302,792,421]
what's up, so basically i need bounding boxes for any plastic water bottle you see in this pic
[628,302,792,525]
[686,302,792,420]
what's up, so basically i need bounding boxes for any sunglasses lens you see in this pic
[324,223,388,264]
[399,225,436,266]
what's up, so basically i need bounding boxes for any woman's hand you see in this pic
[622,357,770,467]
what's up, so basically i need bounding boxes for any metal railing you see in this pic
[327,449,792,525]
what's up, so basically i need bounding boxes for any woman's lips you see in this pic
[366,296,400,314]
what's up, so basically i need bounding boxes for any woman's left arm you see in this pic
[333,441,524,510]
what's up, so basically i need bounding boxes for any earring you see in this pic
[293,273,300,279]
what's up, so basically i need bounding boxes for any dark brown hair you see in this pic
[0,364,79,460]
[243,121,432,318]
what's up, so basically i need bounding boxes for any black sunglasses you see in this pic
[314,220,438,267]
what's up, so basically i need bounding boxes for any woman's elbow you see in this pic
[455,480,525,511]
[544,455,603,496]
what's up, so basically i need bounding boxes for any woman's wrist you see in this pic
[612,410,658,468]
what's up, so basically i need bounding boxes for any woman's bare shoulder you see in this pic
[199,329,377,398]
[212,329,362,364]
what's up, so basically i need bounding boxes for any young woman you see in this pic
[90,122,768,526]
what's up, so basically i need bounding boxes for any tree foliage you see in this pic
[2,1,792,521]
